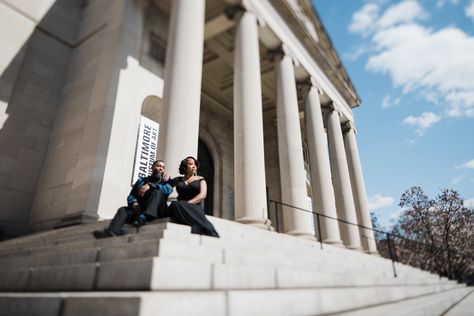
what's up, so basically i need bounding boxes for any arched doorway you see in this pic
[131,96,162,183]
[141,96,162,122]
[198,139,214,215]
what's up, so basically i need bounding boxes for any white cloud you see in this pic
[437,0,460,8]
[451,174,465,184]
[446,91,474,117]
[349,1,426,36]
[368,26,474,99]
[348,3,380,36]
[466,1,474,21]
[405,137,417,144]
[381,95,400,108]
[390,208,403,219]
[402,112,441,135]
[377,0,427,29]
[344,46,370,61]
[368,194,394,210]
[465,197,474,209]
[456,159,474,169]
[350,1,474,120]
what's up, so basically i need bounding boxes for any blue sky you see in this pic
[312,0,474,228]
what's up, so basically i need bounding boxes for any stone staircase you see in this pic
[0,216,472,315]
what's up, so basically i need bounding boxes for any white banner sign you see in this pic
[132,116,159,183]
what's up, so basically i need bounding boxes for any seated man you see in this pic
[93,160,173,238]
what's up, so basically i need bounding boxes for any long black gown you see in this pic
[169,177,219,238]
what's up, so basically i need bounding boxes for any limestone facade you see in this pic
[0,0,376,253]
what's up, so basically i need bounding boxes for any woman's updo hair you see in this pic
[178,156,199,175]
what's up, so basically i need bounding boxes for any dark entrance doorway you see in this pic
[198,139,214,215]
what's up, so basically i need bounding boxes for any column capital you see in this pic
[265,46,285,62]
[342,121,357,133]
[297,77,323,98]
[296,77,312,96]
[281,44,302,66]
[310,77,324,95]
[325,101,336,110]
[224,3,246,20]
[322,104,341,126]
[265,45,299,65]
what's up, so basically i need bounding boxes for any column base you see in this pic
[366,250,380,256]
[322,238,344,247]
[361,241,379,255]
[345,244,364,252]
[235,216,273,231]
[285,229,317,241]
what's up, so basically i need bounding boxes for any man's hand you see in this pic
[132,202,141,215]
[138,183,150,196]
[162,172,170,182]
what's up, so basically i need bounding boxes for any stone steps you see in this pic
[0,216,470,315]
[0,218,444,282]
[209,217,450,281]
[0,227,198,266]
[2,248,454,292]
[444,289,474,315]
[0,219,439,282]
[0,220,114,249]
[0,239,445,291]
[339,287,473,316]
[0,285,468,316]
[0,220,176,255]
[0,220,451,289]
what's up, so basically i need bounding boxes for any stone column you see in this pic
[233,11,269,229]
[344,123,378,253]
[275,54,315,239]
[327,109,362,250]
[157,0,205,167]
[304,84,342,245]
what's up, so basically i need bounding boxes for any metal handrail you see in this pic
[268,199,472,281]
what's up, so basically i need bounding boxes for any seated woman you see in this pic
[169,156,219,238]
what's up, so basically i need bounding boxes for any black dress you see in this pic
[169,177,219,238]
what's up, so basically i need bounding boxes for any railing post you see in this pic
[274,201,279,233]
[267,200,471,283]
[447,247,453,280]
[386,233,398,278]
[316,213,323,249]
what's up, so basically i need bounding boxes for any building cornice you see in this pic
[271,0,361,108]
[243,0,360,122]
[301,0,360,105]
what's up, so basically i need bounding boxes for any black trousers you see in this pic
[169,200,219,237]
[108,189,168,235]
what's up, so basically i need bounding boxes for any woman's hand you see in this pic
[187,179,207,204]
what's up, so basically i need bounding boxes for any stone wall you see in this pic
[0,0,84,237]
[29,0,143,230]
